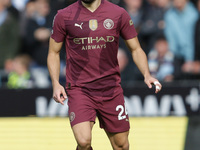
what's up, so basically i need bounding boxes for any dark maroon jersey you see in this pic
[51,0,137,91]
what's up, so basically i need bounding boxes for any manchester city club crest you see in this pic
[103,19,114,30]
[70,112,75,122]
[89,19,98,31]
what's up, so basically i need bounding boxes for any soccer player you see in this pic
[47,0,162,150]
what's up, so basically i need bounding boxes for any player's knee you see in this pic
[77,138,91,149]
[114,140,129,150]
[122,141,129,150]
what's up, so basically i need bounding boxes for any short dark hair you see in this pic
[155,33,167,41]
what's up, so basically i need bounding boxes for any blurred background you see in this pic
[0,0,200,149]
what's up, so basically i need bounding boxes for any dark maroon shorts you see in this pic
[67,86,130,133]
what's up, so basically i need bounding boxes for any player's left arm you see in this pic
[125,37,162,93]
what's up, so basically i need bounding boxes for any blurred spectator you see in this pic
[11,0,29,11]
[7,54,33,89]
[138,0,169,54]
[164,0,198,76]
[0,0,20,69]
[24,0,52,67]
[6,0,19,19]
[182,0,200,74]
[182,61,200,74]
[148,34,174,82]
[19,1,36,37]
[50,0,73,15]
[120,0,146,82]
[123,0,143,30]
[2,0,200,88]
[157,0,171,9]
[107,0,122,5]
[117,48,139,85]
[25,1,35,18]
[4,59,13,73]
[117,48,129,84]
[194,0,200,61]
[21,0,55,88]
[118,48,129,73]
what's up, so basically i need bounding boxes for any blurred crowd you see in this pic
[0,0,200,89]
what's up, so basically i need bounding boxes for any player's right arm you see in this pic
[47,37,67,105]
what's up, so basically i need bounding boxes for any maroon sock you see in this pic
[76,146,93,150]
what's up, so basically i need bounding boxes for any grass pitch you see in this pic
[0,117,187,150]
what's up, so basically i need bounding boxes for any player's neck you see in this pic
[81,0,101,13]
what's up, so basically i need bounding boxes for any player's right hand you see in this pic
[52,83,67,105]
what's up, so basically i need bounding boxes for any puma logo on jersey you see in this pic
[75,23,83,29]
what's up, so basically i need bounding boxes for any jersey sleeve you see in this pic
[120,9,137,40]
[51,11,66,42]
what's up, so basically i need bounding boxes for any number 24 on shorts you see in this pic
[116,103,128,120]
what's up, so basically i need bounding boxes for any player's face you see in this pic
[173,0,187,11]
[81,0,96,4]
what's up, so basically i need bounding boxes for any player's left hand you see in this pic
[144,75,162,93]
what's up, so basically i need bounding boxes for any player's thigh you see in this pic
[72,121,95,145]
[67,87,97,127]
[98,91,130,133]
[106,131,129,150]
